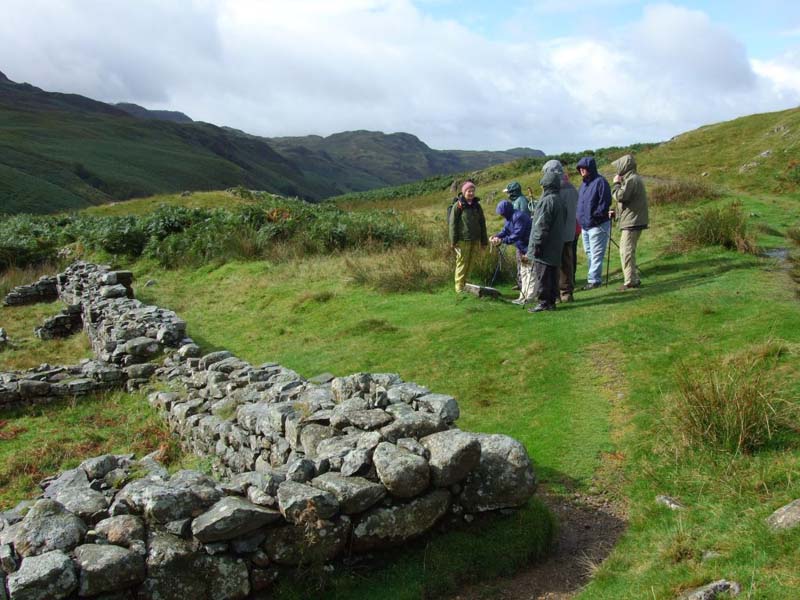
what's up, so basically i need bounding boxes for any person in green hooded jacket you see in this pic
[524,171,567,312]
[611,154,649,290]
[448,181,488,293]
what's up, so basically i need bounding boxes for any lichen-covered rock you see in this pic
[379,412,447,443]
[311,473,386,514]
[13,500,87,557]
[140,531,205,600]
[94,515,146,548]
[352,489,450,551]
[110,471,221,523]
[459,434,537,512]
[262,517,351,565]
[191,497,281,542]
[73,544,145,596]
[416,393,460,423]
[204,554,251,600]
[373,442,430,498]
[6,550,77,600]
[42,470,108,524]
[421,430,481,487]
[276,481,339,523]
[766,498,800,531]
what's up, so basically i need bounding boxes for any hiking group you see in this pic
[447,154,649,313]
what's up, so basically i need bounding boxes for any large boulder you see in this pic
[420,430,481,487]
[352,489,451,551]
[459,434,537,512]
[191,497,282,542]
[6,550,77,600]
[262,517,351,565]
[13,500,87,557]
[310,473,387,514]
[373,442,430,498]
[73,544,145,596]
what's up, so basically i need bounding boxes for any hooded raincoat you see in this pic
[528,171,567,266]
[504,181,531,216]
[542,160,578,243]
[611,155,649,230]
[494,200,532,253]
[576,156,612,230]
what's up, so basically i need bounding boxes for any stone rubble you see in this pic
[0,262,540,598]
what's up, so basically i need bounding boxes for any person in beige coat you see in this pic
[611,154,649,290]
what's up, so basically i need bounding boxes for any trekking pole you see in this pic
[488,245,505,287]
[605,227,613,286]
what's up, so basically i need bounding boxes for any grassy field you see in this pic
[2,108,800,598]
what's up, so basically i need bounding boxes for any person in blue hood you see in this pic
[576,156,612,289]
[490,200,533,304]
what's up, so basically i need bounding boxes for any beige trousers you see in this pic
[454,241,480,292]
[620,229,642,286]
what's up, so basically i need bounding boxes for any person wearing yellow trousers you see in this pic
[611,154,649,290]
[448,181,488,293]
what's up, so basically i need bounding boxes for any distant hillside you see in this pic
[0,71,546,215]
[265,130,544,192]
[115,103,193,124]
[636,106,800,194]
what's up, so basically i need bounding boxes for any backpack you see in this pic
[446,195,463,223]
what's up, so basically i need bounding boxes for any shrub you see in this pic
[671,347,793,454]
[649,180,720,206]
[674,201,757,254]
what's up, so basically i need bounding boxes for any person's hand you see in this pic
[533,245,543,258]
[613,174,622,184]
[490,236,501,246]
[609,209,616,220]
[520,255,530,264]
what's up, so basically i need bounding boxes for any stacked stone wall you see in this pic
[0,263,539,599]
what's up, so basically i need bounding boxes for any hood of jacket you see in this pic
[540,171,561,195]
[542,160,564,177]
[495,199,514,220]
[576,156,599,181]
[503,181,522,198]
[612,154,637,177]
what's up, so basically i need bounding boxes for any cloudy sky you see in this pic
[2,0,799,153]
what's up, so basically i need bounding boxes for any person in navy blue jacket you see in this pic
[576,156,612,289]
[490,200,534,305]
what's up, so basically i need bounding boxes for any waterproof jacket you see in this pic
[576,156,612,230]
[448,196,488,245]
[611,154,649,230]
[542,160,578,243]
[512,194,531,216]
[494,200,532,253]
[527,172,567,266]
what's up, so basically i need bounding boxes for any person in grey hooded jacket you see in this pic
[611,154,649,290]
[542,160,578,302]
[524,170,567,312]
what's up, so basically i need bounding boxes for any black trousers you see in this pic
[535,261,558,306]
[559,242,575,296]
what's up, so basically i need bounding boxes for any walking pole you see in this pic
[605,227,613,286]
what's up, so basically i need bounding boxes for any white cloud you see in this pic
[0,0,798,153]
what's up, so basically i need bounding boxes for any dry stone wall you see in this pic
[0,262,539,599]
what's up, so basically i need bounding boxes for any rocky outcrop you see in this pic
[0,262,541,597]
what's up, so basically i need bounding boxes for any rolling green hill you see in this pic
[0,71,544,214]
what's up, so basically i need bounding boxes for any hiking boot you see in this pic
[560,293,574,303]
[581,282,601,291]
[528,302,555,313]
[618,282,641,291]
[511,298,527,305]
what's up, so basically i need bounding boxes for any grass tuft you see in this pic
[670,348,794,454]
[649,180,721,206]
[674,201,757,254]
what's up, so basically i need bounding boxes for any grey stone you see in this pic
[766,498,800,531]
[199,351,234,371]
[6,550,77,600]
[1,542,18,573]
[340,448,372,477]
[421,430,481,487]
[416,393,460,423]
[373,442,430,498]
[277,481,339,523]
[678,579,741,599]
[379,412,447,443]
[177,343,201,359]
[123,363,157,379]
[263,517,351,566]
[656,495,686,511]
[140,531,205,600]
[94,515,146,548]
[73,544,145,596]
[299,424,338,458]
[352,489,451,551]
[205,554,250,600]
[311,473,386,514]
[99,284,128,298]
[191,497,281,543]
[80,455,119,481]
[459,434,537,512]
[13,499,87,557]
[110,472,221,523]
